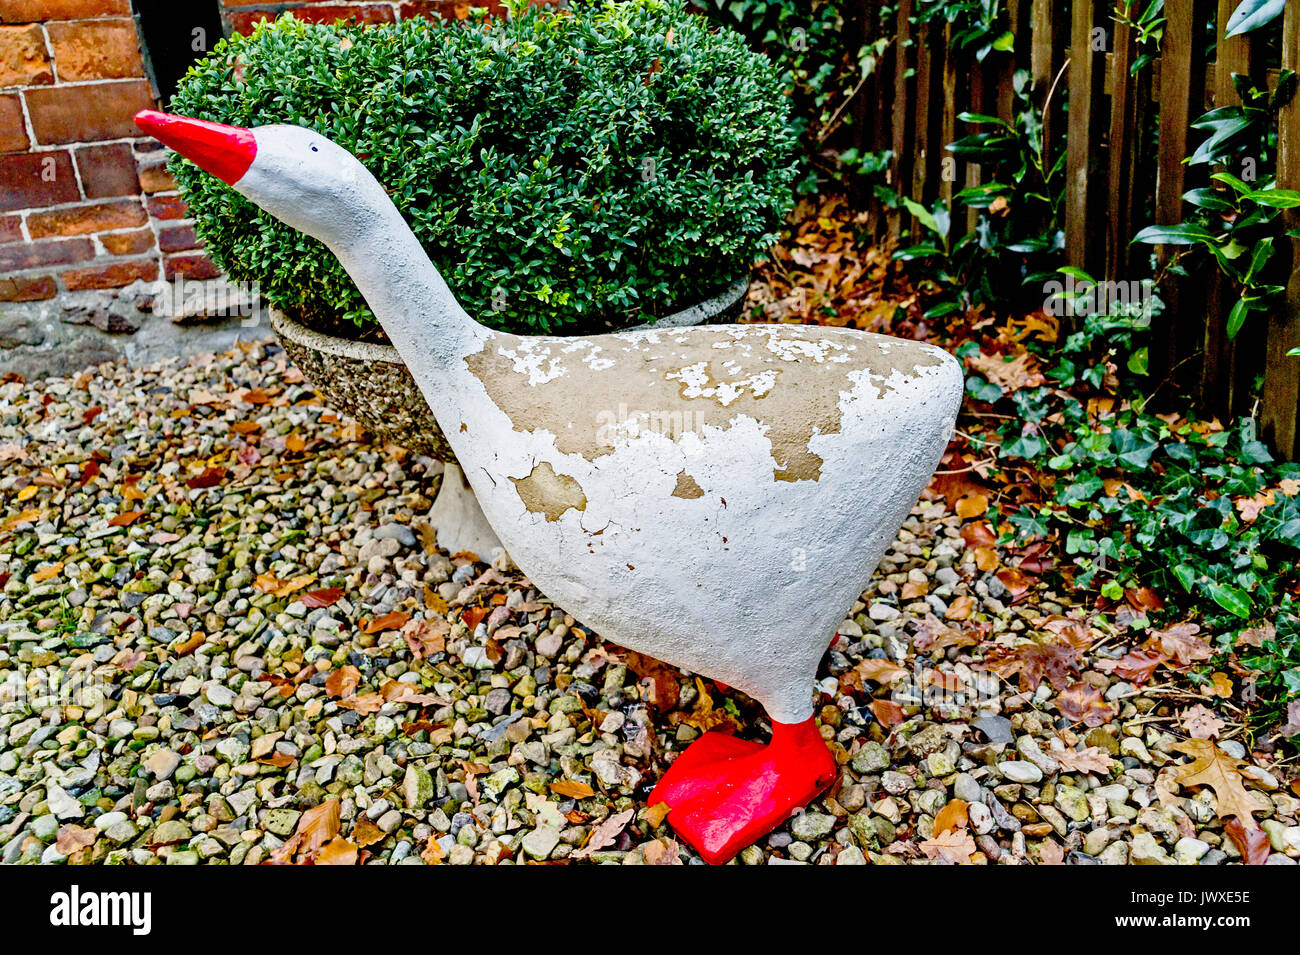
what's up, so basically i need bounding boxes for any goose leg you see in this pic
[428,461,503,558]
[648,717,835,864]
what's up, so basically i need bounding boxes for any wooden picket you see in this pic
[847,0,1300,460]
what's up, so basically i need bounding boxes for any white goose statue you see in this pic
[136,110,964,864]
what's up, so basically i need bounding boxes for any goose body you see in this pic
[138,111,964,862]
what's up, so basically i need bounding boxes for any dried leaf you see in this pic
[55,824,97,856]
[933,799,969,834]
[1172,740,1269,827]
[1053,745,1115,774]
[572,808,634,859]
[315,836,358,865]
[1224,818,1270,865]
[549,780,596,800]
[1056,682,1117,727]
[870,697,905,729]
[1181,704,1225,740]
[324,665,361,699]
[108,510,144,527]
[919,827,975,864]
[301,587,343,608]
[364,611,410,635]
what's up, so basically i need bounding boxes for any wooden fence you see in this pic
[844,0,1300,458]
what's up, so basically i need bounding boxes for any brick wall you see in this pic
[0,0,525,308]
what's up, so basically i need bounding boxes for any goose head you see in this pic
[135,110,371,247]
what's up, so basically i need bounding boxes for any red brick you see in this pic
[399,0,512,19]
[46,18,144,82]
[0,150,78,212]
[100,226,154,255]
[165,252,220,281]
[27,198,146,238]
[24,79,153,145]
[76,142,139,197]
[158,222,198,253]
[0,0,130,23]
[0,213,19,242]
[0,236,93,271]
[61,256,157,290]
[0,274,55,301]
[0,93,26,152]
[146,193,187,220]
[0,23,52,87]
[136,156,175,194]
[226,5,396,34]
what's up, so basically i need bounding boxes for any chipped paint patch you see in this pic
[465,325,946,483]
[671,471,705,499]
[511,462,587,522]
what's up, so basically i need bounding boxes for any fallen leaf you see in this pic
[1151,622,1211,667]
[401,617,448,660]
[919,827,976,864]
[422,837,446,864]
[1172,740,1270,827]
[955,493,988,519]
[55,824,96,856]
[108,510,144,527]
[1053,745,1115,774]
[315,836,358,865]
[324,665,361,699]
[461,605,489,630]
[267,798,341,864]
[1234,490,1275,522]
[32,562,62,583]
[642,838,682,865]
[185,466,227,489]
[337,692,385,714]
[642,802,672,828]
[364,611,410,634]
[572,808,634,859]
[1056,682,1117,727]
[870,697,905,729]
[855,659,909,684]
[933,799,969,834]
[1038,839,1066,865]
[1224,818,1270,865]
[301,588,343,608]
[549,780,596,800]
[1181,704,1225,740]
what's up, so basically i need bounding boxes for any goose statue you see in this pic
[136,110,964,864]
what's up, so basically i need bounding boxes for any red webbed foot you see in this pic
[648,717,835,865]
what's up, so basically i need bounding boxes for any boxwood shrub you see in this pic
[169,0,797,335]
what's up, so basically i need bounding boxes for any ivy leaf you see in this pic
[1225,0,1288,37]
[1207,581,1252,618]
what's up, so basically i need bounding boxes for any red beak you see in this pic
[134,110,257,186]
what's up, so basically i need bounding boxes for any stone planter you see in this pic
[270,275,750,555]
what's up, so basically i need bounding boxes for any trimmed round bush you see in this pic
[169,0,797,335]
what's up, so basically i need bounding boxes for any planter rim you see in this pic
[269,274,751,359]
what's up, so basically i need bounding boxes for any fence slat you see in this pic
[1261,2,1300,457]
[1150,0,1212,401]
[889,0,916,238]
[1203,0,1265,419]
[1065,0,1107,278]
[1106,14,1138,281]
[1029,0,1065,174]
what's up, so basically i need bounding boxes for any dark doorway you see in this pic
[132,0,226,105]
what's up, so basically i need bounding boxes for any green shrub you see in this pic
[169,0,797,335]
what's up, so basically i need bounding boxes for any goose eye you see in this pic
[310,145,319,152]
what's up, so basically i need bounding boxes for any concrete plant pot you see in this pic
[270,275,750,556]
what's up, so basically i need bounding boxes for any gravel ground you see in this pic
[1,341,1297,865]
